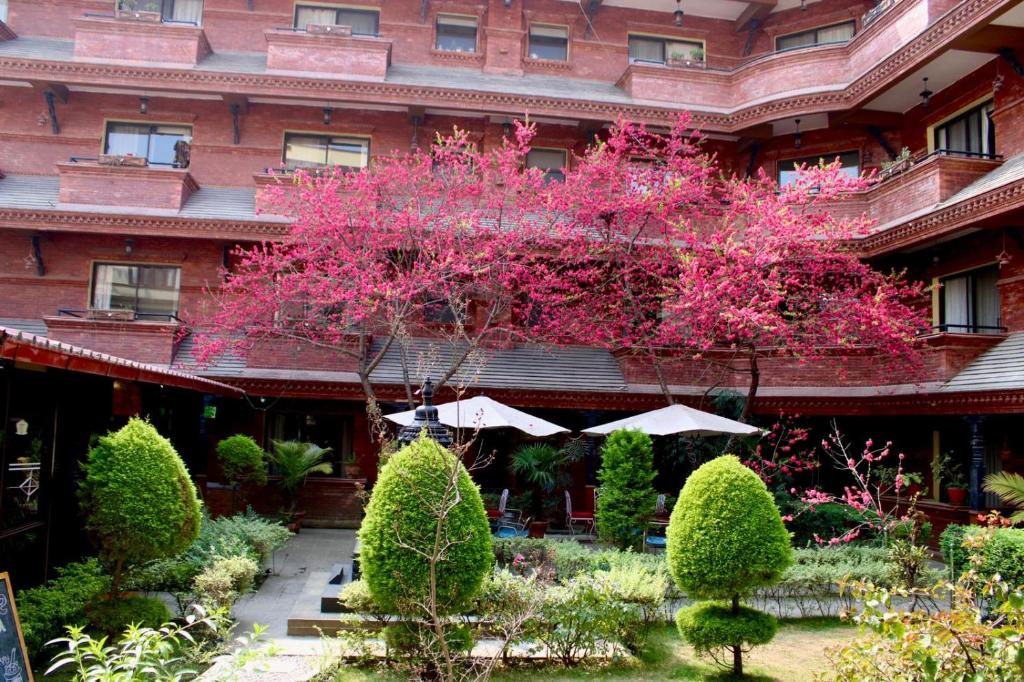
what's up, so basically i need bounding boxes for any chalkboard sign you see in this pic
[0,573,33,682]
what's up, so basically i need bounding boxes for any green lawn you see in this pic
[323,618,855,682]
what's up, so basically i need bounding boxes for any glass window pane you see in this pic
[149,125,191,167]
[778,151,858,186]
[436,15,477,52]
[942,275,969,329]
[168,0,203,25]
[105,123,150,159]
[326,137,369,169]
[0,0,9,22]
[527,149,566,183]
[337,8,378,36]
[667,40,702,60]
[285,134,329,168]
[629,36,664,63]
[92,264,137,311]
[975,268,1000,330]
[776,30,815,51]
[529,25,568,61]
[816,22,854,44]
[295,6,337,27]
[136,266,181,316]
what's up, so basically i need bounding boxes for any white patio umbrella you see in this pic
[581,403,761,438]
[385,395,569,438]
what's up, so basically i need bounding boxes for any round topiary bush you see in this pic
[84,595,172,638]
[667,455,791,599]
[667,455,791,676]
[79,418,202,595]
[596,429,657,550]
[359,435,493,616]
[216,434,267,487]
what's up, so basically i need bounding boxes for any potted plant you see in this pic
[902,471,925,498]
[932,452,968,506]
[689,47,705,66]
[509,442,582,537]
[667,51,688,67]
[267,440,333,532]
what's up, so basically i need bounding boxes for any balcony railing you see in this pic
[930,323,1007,334]
[862,0,899,27]
[57,308,182,323]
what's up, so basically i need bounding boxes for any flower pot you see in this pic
[527,520,548,538]
[288,510,307,533]
[946,487,968,506]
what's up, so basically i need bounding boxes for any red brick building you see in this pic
[1,0,1023,533]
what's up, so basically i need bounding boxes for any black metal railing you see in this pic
[274,25,380,38]
[862,0,898,27]
[930,323,1007,334]
[58,308,182,323]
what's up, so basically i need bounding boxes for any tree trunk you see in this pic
[740,350,759,422]
[652,355,675,406]
[110,556,125,600]
[732,594,743,677]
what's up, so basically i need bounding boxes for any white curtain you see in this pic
[975,268,1000,330]
[0,0,9,23]
[295,7,337,28]
[91,265,116,309]
[629,37,664,63]
[943,276,969,331]
[169,0,202,24]
[816,22,854,44]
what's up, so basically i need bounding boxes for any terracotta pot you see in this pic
[527,521,548,539]
[288,510,306,533]
[946,487,968,507]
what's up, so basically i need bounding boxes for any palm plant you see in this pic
[510,442,582,520]
[268,440,333,515]
[984,471,1024,523]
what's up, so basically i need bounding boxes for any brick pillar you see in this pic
[482,0,523,75]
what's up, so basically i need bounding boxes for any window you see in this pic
[529,24,568,61]
[934,101,995,157]
[777,151,859,187]
[527,148,567,183]
[435,14,477,52]
[91,263,181,318]
[0,0,8,23]
[628,35,702,65]
[117,0,204,25]
[939,266,1000,333]
[283,133,370,170]
[775,21,854,51]
[294,5,379,36]
[104,122,192,167]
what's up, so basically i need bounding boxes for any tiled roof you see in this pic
[173,333,248,376]
[0,318,48,337]
[367,338,627,392]
[0,36,73,60]
[941,333,1024,393]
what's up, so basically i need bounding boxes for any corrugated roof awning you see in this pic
[0,326,244,397]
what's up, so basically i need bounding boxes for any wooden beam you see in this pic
[951,25,1024,53]
[735,0,776,32]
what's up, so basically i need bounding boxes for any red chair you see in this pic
[565,490,594,536]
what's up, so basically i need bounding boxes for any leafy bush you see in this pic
[676,603,777,654]
[981,528,1024,589]
[79,418,201,594]
[186,508,292,569]
[17,559,110,658]
[123,557,198,595]
[193,555,259,609]
[84,596,172,638]
[216,434,267,487]
[360,436,493,615]
[478,570,544,657]
[593,563,667,651]
[667,455,791,676]
[529,578,613,666]
[596,430,657,550]
[782,500,878,547]
[939,523,970,577]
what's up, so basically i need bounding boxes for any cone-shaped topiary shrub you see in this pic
[216,434,267,487]
[667,455,791,677]
[359,435,493,616]
[596,429,657,549]
[79,418,201,596]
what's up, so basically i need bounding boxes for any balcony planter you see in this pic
[946,487,968,506]
[306,23,351,37]
[115,10,162,23]
[99,154,148,167]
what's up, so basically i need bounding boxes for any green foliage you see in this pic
[78,418,201,588]
[667,455,792,600]
[596,429,657,550]
[84,596,172,639]
[268,440,333,509]
[339,579,381,614]
[509,441,583,519]
[186,508,292,568]
[360,436,493,615]
[16,559,110,658]
[593,563,667,652]
[529,578,616,666]
[192,555,260,609]
[939,523,970,577]
[123,557,200,594]
[984,471,1024,523]
[216,434,267,487]
[980,528,1024,589]
[675,603,777,653]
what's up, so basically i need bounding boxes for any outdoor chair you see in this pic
[494,515,532,539]
[654,493,670,520]
[643,519,669,552]
[486,488,522,524]
[565,490,595,536]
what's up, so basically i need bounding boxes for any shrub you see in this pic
[79,418,201,594]
[193,555,259,609]
[360,436,493,616]
[782,500,878,547]
[478,570,544,655]
[84,596,172,638]
[981,528,1024,589]
[216,434,267,487]
[676,603,777,655]
[667,455,791,676]
[17,559,110,658]
[187,508,292,569]
[596,430,657,550]
[123,557,198,595]
[939,523,971,577]
[530,578,612,666]
[593,563,667,652]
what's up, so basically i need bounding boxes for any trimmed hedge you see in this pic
[216,434,267,487]
[676,603,777,653]
[360,436,493,615]
[940,525,1024,588]
[84,596,172,639]
[667,455,792,600]
[596,430,657,550]
[16,559,110,658]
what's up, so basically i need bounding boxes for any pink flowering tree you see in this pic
[529,117,927,417]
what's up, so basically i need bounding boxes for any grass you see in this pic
[320,618,855,681]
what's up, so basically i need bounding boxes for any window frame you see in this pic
[0,0,8,23]
[936,264,1002,334]
[292,3,380,36]
[434,13,479,53]
[774,20,855,52]
[627,33,704,65]
[932,99,996,158]
[776,150,860,187]
[528,23,570,62]
[102,120,193,168]
[281,131,372,171]
[116,0,204,26]
[89,262,183,319]
[526,147,568,183]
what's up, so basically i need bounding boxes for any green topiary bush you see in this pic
[980,528,1024,589]
[84,595,172,639]
[596,429,657,550]
[216,434,267,487]
[676,603,777,654]
[667,455,791,676]
[359,435,493,616]
[79,418,202,595]
[17,559,110,659]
